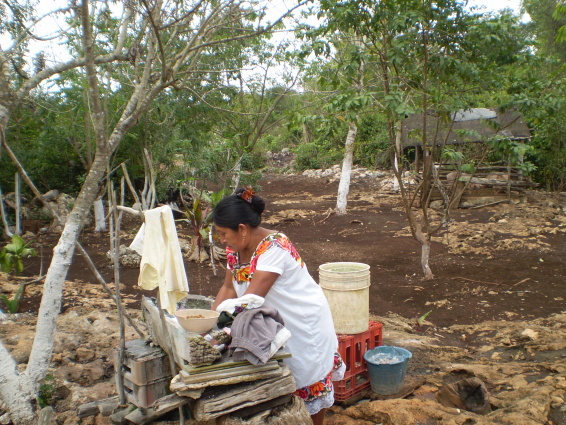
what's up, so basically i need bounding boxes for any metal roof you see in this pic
[401,108,531,147]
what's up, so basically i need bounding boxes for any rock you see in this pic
[85,361,107,382]
[76,348,96,362]
[56,365,83,382]
[0,412,11,425]
[520,328,539,341]
[86,382,116,402]
[437,377,491,414]
[326,414,373,425]
[551,396,564,409]
[94,414,114,425]
[11,338,33,364]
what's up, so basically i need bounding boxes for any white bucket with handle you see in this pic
[319,262,371,334]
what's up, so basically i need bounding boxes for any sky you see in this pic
[2,0,529,77]
[29,0,527,40]
[468,0,522,12]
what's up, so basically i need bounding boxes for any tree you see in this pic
[0,1,299,423]
[524,0,566,62]
[297,30,373,215]
[312,0,518,278]
[517,0,566,191]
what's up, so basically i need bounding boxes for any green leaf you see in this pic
[417,310,432,325]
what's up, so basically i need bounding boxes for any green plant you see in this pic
[38,374,56,408]
[0,283,25,314]
[177,188,230,257]
[414,310,433,332]
[0,234,37,275]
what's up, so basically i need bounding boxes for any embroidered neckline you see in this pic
[226,232,303,285]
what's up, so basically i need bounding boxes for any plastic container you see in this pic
[319,262,371,334]
[175,309,219,334]
[363,346,412,395]
[334,321,383,401]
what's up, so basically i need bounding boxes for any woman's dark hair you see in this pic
[212,188,266,230]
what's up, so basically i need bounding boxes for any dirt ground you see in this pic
[1,168,565,424]
[14,171,566,327]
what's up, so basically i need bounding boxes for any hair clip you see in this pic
[239,186,255,203]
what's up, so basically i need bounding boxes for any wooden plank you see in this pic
[459,176,537,187]
[229,395,291,419]
[181,360,280,380]
[193,365,296,421]
[124,394,189,425]
[176,387,205,399]
[173,365,283,390]
[109,407,133,424]
[77,396,121,418]
[216,395,311,425]
[183,352,291,375]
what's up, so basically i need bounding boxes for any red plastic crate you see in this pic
[334,321,383,402]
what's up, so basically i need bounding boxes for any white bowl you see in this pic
[175,309,219,334]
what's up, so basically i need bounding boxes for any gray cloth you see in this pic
[230,304,286,365]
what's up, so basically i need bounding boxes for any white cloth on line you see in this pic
[137,205,189,314]
[129,222,145,255]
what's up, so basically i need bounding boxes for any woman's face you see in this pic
[214,224,244,251]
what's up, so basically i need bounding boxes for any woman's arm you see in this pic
[212,270,238,310]
[244,270,279,298]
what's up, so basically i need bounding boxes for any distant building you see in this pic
[401,108,531,148]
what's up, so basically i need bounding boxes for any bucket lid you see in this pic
[319,262,370,273]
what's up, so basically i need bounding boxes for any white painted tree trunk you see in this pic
[336,122,357,215]
[393,153,400,192]
[94,198,106,232]
[0,1,298,421]
[421,239,434,280]
[0,344,35,424]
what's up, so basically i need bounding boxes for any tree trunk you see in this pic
[94,198,106,232]
[0,187,14,237]
[393,123,403,192]
[420,239,434,280]
[0,151,112,425]
[393,153,400,192]
[336,121,357,215]
[0,344,35,424]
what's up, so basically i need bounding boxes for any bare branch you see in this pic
[2,0,70,45]
[17,52,129,108]
[81,0,107,152]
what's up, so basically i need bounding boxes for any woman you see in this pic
[212,186,341,425]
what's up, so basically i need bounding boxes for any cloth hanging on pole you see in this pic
[136,205,189,314]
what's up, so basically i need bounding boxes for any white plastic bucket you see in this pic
[319,262,371,334]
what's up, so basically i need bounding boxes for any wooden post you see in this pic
[507,154,512,201]
[0,187,14,238]
[156,294,186,424]
[108,180,126,405]
[414,145,421,173]
[14,172,21,235]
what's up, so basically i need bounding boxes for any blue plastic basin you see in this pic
[363,346,412,395]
